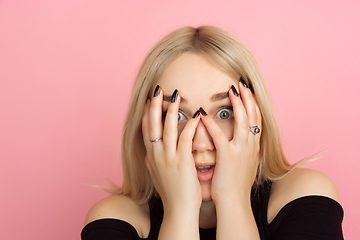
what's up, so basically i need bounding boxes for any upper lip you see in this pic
[195,163,215,168]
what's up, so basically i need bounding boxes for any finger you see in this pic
[200,112,229,150]
[149,85,164,151]
[162,89,180,155]
[238,80,260,138]
[253,102,262,141]
[142,100,152,151]
[177,112,200,157]
[229,85,249,144]
[255,103,262,131]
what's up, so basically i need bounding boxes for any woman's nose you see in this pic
[192,120,214,153]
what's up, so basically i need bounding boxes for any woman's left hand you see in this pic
[200,80,262,206]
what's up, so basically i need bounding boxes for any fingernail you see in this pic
[146,96,150,104]
[192,110,201,118]
[231,85,239,97]
[171,89,178,103]
[240,77,248,88]
[153,85,160,97]
[249,82,255,94]
[199,107,207,116]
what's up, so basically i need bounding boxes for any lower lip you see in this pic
[197,167,215,181]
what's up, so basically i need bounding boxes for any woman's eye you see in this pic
[162,110,187,122]
[215,108,234,120]
[178,111,186,122]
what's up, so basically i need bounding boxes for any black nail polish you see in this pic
[146,96,150,104]
[199,107,207,116]
[192,110,201,118]
[153,85,160,97]
[240,77,248,88]
[231,85,239,97]
[249,82,255,94]
[171,89,178,103]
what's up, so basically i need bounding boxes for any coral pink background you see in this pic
[1,0,359,239]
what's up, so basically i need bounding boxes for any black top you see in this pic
[81,182,344,240]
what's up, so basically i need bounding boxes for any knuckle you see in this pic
[238,117,249,129]
[256,108,262,122]
[148,123,157,133]
[166,106,178,115]
[249,107,257,119]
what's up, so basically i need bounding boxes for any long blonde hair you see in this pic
[118,26,300,204]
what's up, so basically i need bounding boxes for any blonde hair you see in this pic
[118,26,302,204]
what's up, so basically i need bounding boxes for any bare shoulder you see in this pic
[84,194,150,237]
[268,168,340,223]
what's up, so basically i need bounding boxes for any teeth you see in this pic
[196,165,211,169]
[196,165,213,172]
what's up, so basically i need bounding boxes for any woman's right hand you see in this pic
[142,85,202,214]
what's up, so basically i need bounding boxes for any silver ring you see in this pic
[249,126,260,135]
[150,138,163,142]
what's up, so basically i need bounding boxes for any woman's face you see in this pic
[156,52,238,201]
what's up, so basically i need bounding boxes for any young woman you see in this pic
[81,26,344,240]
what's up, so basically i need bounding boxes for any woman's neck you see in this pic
[199,200,217,229]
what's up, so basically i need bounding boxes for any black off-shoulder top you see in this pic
[81,182,344,240]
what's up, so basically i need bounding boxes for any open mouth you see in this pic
[196,165,214,173]
[196,165,215,181]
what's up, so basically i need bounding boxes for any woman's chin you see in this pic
[200,180,212,202]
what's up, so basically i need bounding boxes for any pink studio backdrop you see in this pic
[1,0,359,239]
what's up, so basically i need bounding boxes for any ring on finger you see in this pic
[249,126,260,135]
[150,138,163,142]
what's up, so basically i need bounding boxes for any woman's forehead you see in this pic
[156,52,237,100]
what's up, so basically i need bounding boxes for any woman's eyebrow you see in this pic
[163,91,229,103]
[211,91,229,101]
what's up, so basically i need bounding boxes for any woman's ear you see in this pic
[145,154,151,174]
